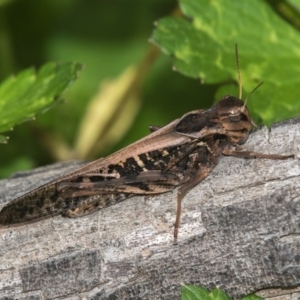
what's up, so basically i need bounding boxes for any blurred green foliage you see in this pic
[181,285,231,300]
[0,0,300,178]
[153,0,300,124]
[181,285,264,300]
[0,62,83,143]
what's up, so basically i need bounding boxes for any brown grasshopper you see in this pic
[0,47,294,241]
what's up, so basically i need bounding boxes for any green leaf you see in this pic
[181,285,210,300]
[210,288,231,300]
[0,62,83,143]
[181,285,264,300]
[152,0,300,125]
[181,285,231,300]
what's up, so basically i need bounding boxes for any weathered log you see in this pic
[0,118,299,300]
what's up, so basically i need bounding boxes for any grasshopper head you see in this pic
[215,45,262,146]
[217,95,253,145]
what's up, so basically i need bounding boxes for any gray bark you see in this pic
[0,118,300,300]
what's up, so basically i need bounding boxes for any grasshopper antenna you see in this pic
[242,81,264,128]
[235,45,263,127]
[235,44,242,100]
[235,44,264,106]
[243,81,264,108]
[235,44,264,108]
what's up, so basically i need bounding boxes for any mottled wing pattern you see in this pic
[0,188,131,225]
[0,139,202,225]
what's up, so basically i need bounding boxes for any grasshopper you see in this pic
[0,47,294,241]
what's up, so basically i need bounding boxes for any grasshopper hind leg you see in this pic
[222,148,294,159]
[174,166,213,243]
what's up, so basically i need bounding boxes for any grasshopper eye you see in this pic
[229,114,241,122]
[228,109,241,122]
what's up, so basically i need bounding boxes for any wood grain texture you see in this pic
[0,118,300,300]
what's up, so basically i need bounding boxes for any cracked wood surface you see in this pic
[0,118,300,300]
